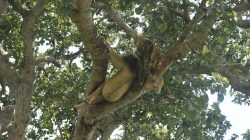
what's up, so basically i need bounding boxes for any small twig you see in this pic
[35,56,61,67]
[63,48,84,60]
[171,87,193,91]
[93,2,140,41]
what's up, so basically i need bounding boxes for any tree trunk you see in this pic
[71,115,120,140]
[7,8,37,140]
[8,79,34,140]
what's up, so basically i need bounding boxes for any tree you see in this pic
[0,0,250,139]
[242,129,250,140]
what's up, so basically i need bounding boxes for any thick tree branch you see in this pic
[236,20,250,28]
[175,9,205,50]
[70,1,110,139]
[21,17,35,73]
[84,89,144,124]
[96,116,119,140]
[166,11,216,62]
[70,0,108,95]
[20,0,49,72]
[93,2,140,41]
[189,60,250,96]
[165,0,222,62]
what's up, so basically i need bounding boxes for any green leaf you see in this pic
[232,11,237,17]
[202,46,210,55]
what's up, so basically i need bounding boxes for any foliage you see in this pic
[242,129,250,140]
[1,0,250,139]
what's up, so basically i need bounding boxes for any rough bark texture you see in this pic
[2,1,48,139]
[70,0,108,96]
[189,59,250,96]
[0,0,9,22]
[8,12,36,140]
[0,105,14,134]
[0,1,15,134]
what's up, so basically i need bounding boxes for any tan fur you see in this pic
[74,46,166,112]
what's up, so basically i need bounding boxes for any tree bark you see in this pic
[0,105,14,134]
[7,12,36,140]
[6,1,48,139]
